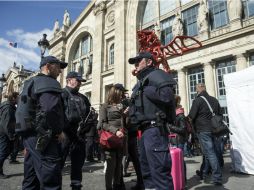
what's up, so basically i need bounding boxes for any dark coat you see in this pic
[0,101,16,139]
[188,91,222,133]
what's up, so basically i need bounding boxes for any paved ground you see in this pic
[1,151,254,190]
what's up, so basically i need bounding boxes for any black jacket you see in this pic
[0,101,16,139]
[169,113,188,144]
[188,91,222,133]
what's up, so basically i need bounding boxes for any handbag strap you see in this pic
[200,96,215,116]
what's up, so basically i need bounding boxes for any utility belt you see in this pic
[139,121,157,133]
[140,120,168,136]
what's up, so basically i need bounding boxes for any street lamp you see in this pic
[0,73,6,103]
[38,33,49,58]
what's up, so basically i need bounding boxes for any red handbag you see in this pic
[99,129,124,149]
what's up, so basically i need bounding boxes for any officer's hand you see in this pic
[116,130,124,138]
[57,132,66,143]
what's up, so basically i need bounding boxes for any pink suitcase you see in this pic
[169,134,185,190]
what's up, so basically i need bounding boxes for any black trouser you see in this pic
[62,138,86,189]
[9,136,20,161]
[128,132,144,186]
[0,134,10,174]
[105,148,123,190]
[22,136,62,190]
[86,136,94,161]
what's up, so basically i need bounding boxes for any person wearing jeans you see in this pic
[189,83,223,185]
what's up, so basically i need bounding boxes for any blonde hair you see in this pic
[107,86,123,105]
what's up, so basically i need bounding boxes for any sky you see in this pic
[0,0,90,75]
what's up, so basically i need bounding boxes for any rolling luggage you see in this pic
[169,134,185,190]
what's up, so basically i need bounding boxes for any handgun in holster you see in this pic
[155,111,168,136]
[35,127,52,153]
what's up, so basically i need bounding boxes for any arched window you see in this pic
[71,33,93,79]
[109,44,114,65]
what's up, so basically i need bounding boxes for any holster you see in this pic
[35,128,52,153]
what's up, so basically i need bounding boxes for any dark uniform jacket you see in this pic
[62,86,91,140]
[0,101,16,139]
[189,91,222,133]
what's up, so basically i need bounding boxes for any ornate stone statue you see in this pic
[227,0,242,21]
[197,0,209,33]
[172,11,183,37]
[53,19,60,35]
[63,10,71,27]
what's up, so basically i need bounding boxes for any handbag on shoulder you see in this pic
[200,96,232,137]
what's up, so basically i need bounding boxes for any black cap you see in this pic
[40,56,68,69]
[114,83,128,92]
[66,71,86,82]
[128,51,155,64]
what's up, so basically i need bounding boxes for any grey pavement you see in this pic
[1,151,254,190]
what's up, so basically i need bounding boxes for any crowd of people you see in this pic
[0,52,228,190]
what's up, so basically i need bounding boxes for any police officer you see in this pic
[15,56,67,190]
[62,71,91,190]
[128,52,176,190]
[0,92,19,178]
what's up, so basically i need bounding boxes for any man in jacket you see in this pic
[0,92,19,178]
[188,83,222,186]
[16,56,67,190]
[62,71,91,190]
[128,52,176,190]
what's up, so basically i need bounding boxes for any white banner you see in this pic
[224,66,254,175]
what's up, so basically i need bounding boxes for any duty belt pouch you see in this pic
[35,134,51,153]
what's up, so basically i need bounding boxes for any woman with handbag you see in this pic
[97,84,128,190]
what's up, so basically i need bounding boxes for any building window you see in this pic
[249,54,254,66]
[182,5,199,36]
[188,67,205,104]
[73,46,79,60]
[172,72,179,95]
[81,35,92,56]
[109,44,114,65]
[216,59,236,97]
[160,17,174,45]
[208,0,229,30]
[243,0,254,18]
[160,0,176,16]
[143,0,158,24]
[71,33,93,79]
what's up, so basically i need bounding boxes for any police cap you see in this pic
[66,71,86,82]
[40,56,68,69]
[128,51,155,64]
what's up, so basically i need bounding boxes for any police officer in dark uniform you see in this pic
[15,56,67,190]
[128,52,176,190]
[0,92,19,178]
[61,71,91,190]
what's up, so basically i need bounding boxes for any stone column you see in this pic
[92,1,106,107]
[204,61,216,97]
[114,0,126,85]
[177,68,188,112]
[236,53,247,71]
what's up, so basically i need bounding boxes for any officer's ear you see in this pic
[146,59,153,66]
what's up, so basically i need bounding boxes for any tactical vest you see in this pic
[129,69,176,125]
[15,75,62,136]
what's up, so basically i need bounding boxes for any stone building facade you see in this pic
[49,0,254,122]
[0,63,34,103]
